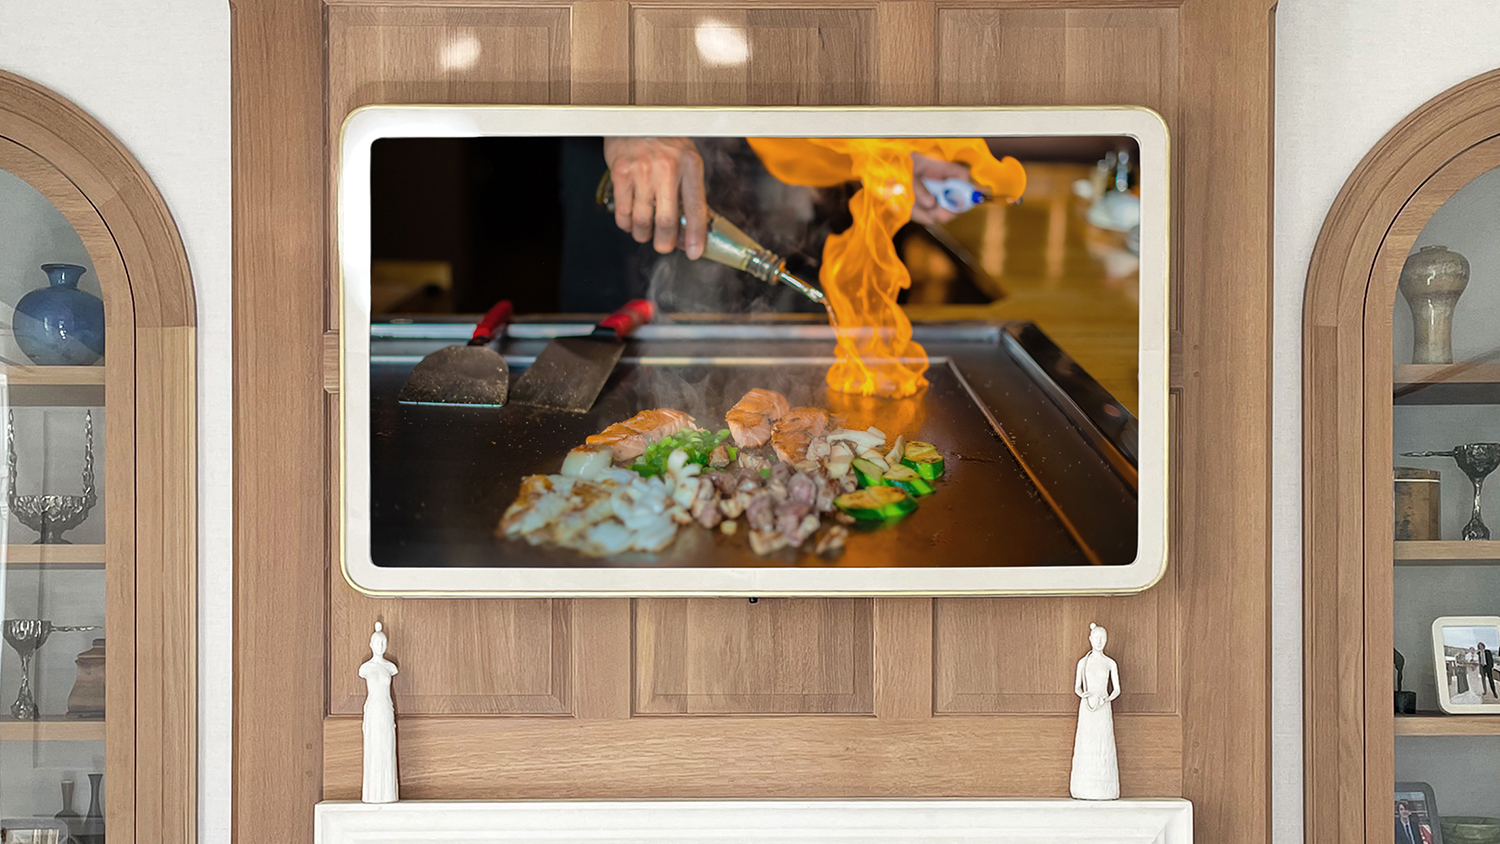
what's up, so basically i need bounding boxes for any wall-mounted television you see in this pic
[337,106,1168,597]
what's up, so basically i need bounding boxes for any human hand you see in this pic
[603,137,708,258]
[910,152,973,225]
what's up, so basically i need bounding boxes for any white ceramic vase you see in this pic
[1399,245,1469,365]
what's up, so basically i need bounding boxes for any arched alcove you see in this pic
[1304,68,1500,843]
[0,70,195,844]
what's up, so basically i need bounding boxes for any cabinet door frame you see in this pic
[0,70,198,844]
[1303,67,1500,844]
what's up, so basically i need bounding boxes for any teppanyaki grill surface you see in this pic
[367,322,1137,569]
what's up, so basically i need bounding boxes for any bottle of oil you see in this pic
[595,172,828,308]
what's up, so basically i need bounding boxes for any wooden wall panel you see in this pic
[936,8,1178,116]
[635,598,873,714]
[633,8,873,105]
[233,1,1278,839]
[330,598,572,715]
[933,567,1178,714]
[328,6,570,108]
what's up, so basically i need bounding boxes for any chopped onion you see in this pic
[884,435,906,467]
[827,429,886,450]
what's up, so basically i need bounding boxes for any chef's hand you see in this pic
[603,137,708,259]
[910,152,973,225]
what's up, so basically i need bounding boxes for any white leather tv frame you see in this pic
[338,106,1169,597]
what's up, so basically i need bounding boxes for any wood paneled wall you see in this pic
[232,1,1275,842]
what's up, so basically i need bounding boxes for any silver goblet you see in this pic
[8,409,97,544]
[1403,443,1500,540]
[3,619,100,720]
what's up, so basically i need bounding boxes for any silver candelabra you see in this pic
[3,619,101,720]
[7,409,97,544]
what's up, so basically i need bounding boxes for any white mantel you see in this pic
[315,799,1193,843]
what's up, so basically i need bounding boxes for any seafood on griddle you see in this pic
[724,388,791,448]
[498,388,948,559]
[770,406,838,464]
[585,408,698,461]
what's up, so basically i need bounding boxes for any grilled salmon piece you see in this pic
[725,388,790,448]
[770,406,836,463]
[586,409,697,461]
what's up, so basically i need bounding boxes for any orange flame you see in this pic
[748,138,1026,398]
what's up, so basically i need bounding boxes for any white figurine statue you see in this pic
[1069,622,1121,800]
[359,621,399,803]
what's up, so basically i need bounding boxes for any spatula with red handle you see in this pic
[509,299,655,413]
[396,300,513,406]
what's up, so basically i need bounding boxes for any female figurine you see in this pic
[1070,622,1121,800]
[359,621,399,803]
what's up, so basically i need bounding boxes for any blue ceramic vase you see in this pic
[14,263,104,366]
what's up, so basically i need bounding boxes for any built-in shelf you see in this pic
[0,719,104,742]
[1394,540,1500,564]
[1395,714,1500,736]
[2,365,105,407]
[3,544,105,568]
[1394,363,1500,405]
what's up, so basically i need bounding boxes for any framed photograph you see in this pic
[0,819,67,844]
[1431,616,1500,714]
[337,106,1169,597]
[1394,783,1443,844]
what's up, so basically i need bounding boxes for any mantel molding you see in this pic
[315,799,1194,844]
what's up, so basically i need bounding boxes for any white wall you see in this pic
[0,0,1495,839]
[0,1,232,841]
[1276,1,1500,840]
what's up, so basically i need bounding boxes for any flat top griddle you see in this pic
[368,322,1136,569]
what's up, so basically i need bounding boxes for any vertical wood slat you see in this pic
[1176,2,1272,843]
[571,0,632,105]
[574,599,632,720]
[875,2,935,106]
[873,598,933,719]
[233,2,328,844]
[136,326,197,844]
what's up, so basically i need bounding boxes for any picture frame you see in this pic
[337,106,1170,597]
[0,819,67,844]
[1394,782,1443,844]
[1431,616,1500,714]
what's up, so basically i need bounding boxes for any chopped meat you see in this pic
[738,452,771,472]
[814,525,848,556]
[746,492,776,532]
[725,388,790,448]
[770,407,836,463]
[690,476,719,525]
[708,444,731,468]
[706,471,739,496]
[585,409,697,461]
[749,529,789,555]
[719,495,746,519]
[814,476,839,513]
[788,473,817,506]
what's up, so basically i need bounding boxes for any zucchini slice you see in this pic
[836,487,918,521]
[882,465,934,497]
[852,457,888,488]
[901,441,945,481]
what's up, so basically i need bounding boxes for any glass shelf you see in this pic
[0,163,109,828]
[1395,541,1500,564]
[1389,162,1500,827]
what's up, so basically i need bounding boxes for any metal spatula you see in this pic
[509,299,654,413]
[396,300,513,406]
